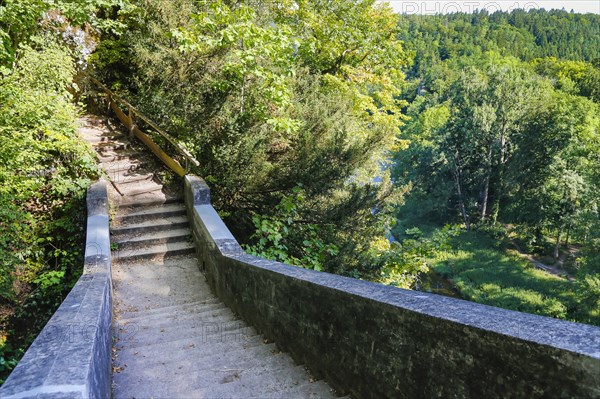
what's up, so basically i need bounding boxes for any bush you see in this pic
[0,37,98,384]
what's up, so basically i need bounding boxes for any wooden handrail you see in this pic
[86,74,200,170]
[108,98,187,176]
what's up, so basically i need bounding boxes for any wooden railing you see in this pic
[86,74,200,177]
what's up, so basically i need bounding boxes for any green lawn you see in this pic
[422,230,598,325]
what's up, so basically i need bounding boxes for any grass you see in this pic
[429,231,581,320]
[392,223,598,325]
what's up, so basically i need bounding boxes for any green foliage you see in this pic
[0,198,34,301]
[394,11,599,256]
[97,0,410,279]
[32,271,66,290]
[426,230,598,324]
[397,9,600,79]
[0,38,98,383]
[0,335,22,383]
[0,0,134,382]
[0,0,138,69]
[0,0,48,67]
[245,187,338,271]
[88,4,599,328]
[394,8,599,325]
[531,57,600,101]
[172,0,297,117]
[378,225,460,288]
[507,92,599,260]
[574,273,600,325]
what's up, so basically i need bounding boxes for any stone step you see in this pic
[117,298,228,323]
[102,159,149,172]
[112,228,191,251]
[111,240,195,263]
[103,162,152,176]
[98,149,138,162]
[114,326,260,368]
[184,364,324,399]
[116,304,242,337]
[118,310,253,349]
[111,258,205,296]
[115,183,164,197]
[136,341,291,385]
[117,303,237,334]
[110,216,189,238]
[113,291,216,316]
[82,133,123,143]
[115,345,304,399]
[116,297,222,323]
[120,315,246,347]
[117,338,272,375]
[112,171,160,183]
[106,171,154,185]
[112,255,201,273]
[78,124,122,137]
[112,202,186,225]
[116,194,183,208]
[93,141,131,152]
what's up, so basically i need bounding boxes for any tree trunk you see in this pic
[481,173,490,221]
[553,226,563,260]
[491,133,507,223]
[565,223,571,248]
[454,152,470,230]
[480,141,493,222]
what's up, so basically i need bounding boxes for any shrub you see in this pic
[0,37,98,384]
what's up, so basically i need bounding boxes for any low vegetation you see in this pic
[427,230,598,325]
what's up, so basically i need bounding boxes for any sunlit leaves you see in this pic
[173,0,297,117]
[0,0,138,68]
[377,225,460,288]
[0,39,98,303]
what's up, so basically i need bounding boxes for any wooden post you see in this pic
[128,108,135,139]
[109,101,186,176]
[85,73,198,174]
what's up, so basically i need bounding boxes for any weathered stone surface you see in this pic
[86,180,109,217]
[185,175,211,205]
[185,175,600,399]
[0,180,112,399]
[110,202,339,399]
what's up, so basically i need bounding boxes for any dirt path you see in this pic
[509,239,575,281]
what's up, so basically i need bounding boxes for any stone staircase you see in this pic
[111,201,195,262]
[79,115,342,399]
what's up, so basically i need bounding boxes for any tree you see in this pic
[99,0,410,277]
[508,92,599,257]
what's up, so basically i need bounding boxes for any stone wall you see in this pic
[184,175,600,399]
[0,180,113,399]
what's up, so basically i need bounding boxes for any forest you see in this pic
[0,0,599,383]
[393,9,600,325]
